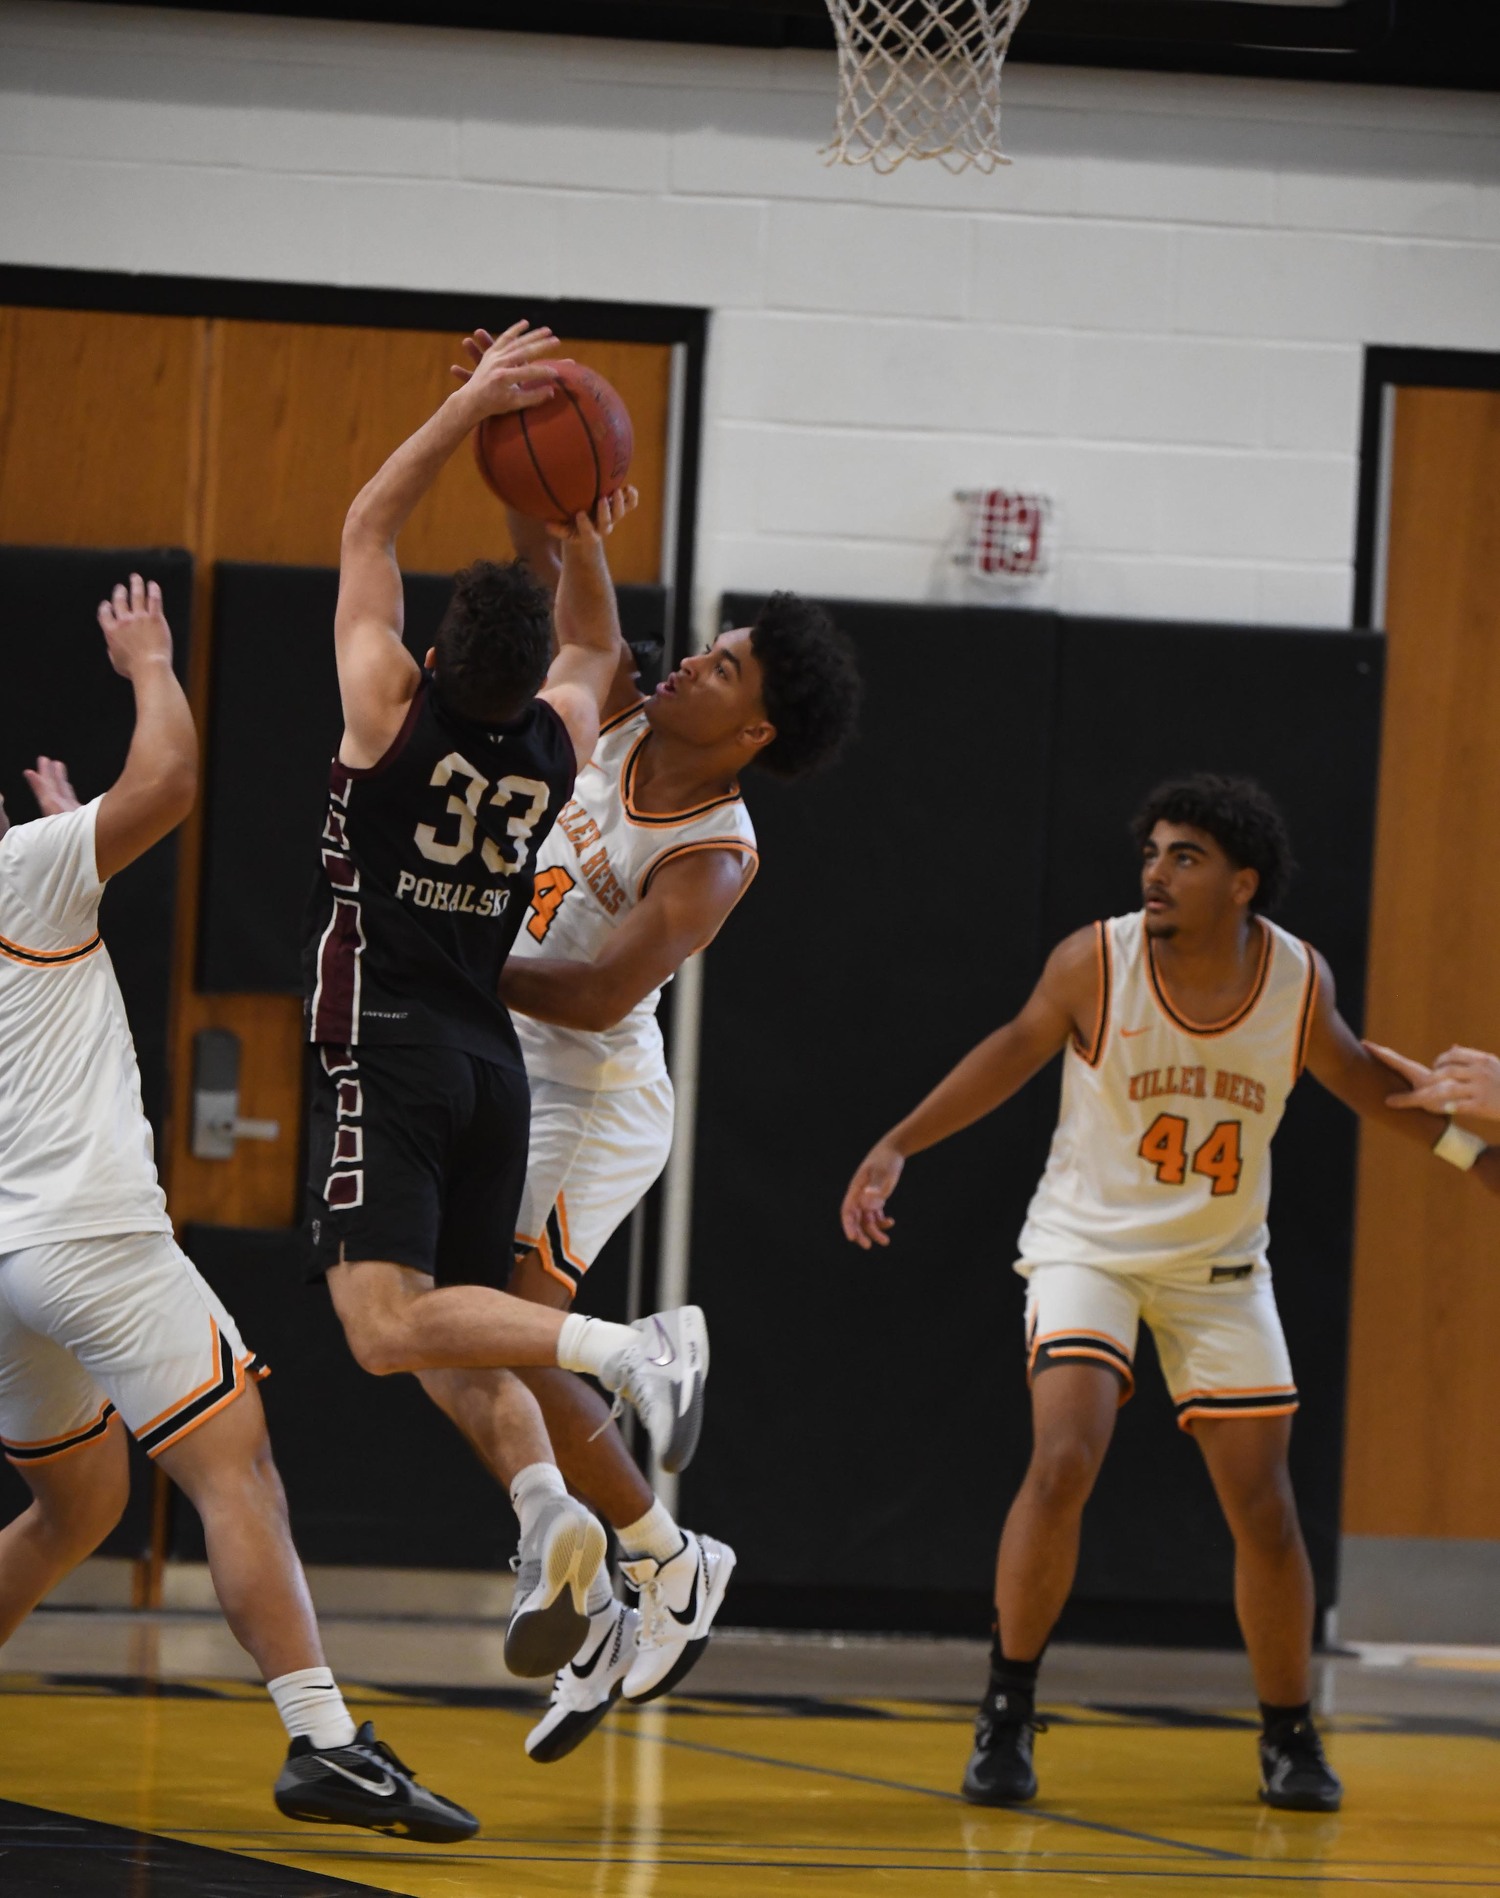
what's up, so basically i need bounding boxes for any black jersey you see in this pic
[303,674,576,1065]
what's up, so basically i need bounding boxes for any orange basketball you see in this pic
[474,359,634,525]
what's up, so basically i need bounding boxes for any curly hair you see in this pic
[432,560,552,725]
[747,593,862,780]
[1129,774,1295,915]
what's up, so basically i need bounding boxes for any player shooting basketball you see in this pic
[475,469,861,1762]
[841,776,1500,1814]
[303,322,709,1687]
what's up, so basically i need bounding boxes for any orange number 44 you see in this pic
[527,865,576,943]
[1139,1114,1242,1197]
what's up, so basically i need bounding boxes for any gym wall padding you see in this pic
[0,543,194,1560]
[682,595,1382,1638]
[197,563,668,994]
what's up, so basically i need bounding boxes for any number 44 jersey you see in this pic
[1017,911,1320,1277]
[303,674,576,1062]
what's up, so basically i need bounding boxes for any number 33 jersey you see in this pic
[1017,911,1320,1276]
[303,675,576,1063]
[510,701,758,1092]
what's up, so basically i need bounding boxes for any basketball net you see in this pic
[821,0,1030,173]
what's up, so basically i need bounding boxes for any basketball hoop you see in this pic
[952,489,1055,597]
[821,0,1030,174]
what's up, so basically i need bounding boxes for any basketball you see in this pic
[474,359,634,524]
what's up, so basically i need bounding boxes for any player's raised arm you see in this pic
[1302,953,1500,1191]
[840,927,1098,1250]
[79,575,198,881]
[337,322,559,766]
[501,845,751,1033]
[537,487,639,767]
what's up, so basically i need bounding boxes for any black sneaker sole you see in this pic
[274,1788,479,1843]
[506,1594,590,1679]
[961,1773,1038,1806]
[526,1684,623,1765]
[626,1633,710,1706]
[1259,1785,1343,1813]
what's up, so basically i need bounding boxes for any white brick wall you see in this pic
[2,0,1498,630]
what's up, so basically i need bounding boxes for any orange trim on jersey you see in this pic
[1027,1327,1134,1372]
[1146,917,1272,1038]
[620,731,744,828]
[1173,1383,1300,1401]
[636,838,760,901]
[1176,1398,1299,1432]
[599,701,648,737]
[3,1400,119,1465]
[0,930,103,968]
[1074,920,1113,1067]
[1293,943,1320,1082]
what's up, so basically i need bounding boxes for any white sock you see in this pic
[267,1666,357,1751]
[557,1312,640,1385]
[618,1498,685,1565]
[585,1565,616,1617]
[509,1460,568,1540]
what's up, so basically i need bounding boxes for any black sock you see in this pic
[1259,1699,1311,1737]
[987,1632,1040,1707]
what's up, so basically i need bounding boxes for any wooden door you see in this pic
[1344,386,1500,1538]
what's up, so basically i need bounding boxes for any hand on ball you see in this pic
[450,321,559,421]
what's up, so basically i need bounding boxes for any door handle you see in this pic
[191,1027,282,1161]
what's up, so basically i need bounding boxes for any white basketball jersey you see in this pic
[1018,911,1318,1275]
[511,703,758,1091]
[0,800,171,1252]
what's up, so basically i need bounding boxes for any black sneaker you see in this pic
[960,1690,1046,1805]
[1259,1717,1343,1812]
[273,1721,479,1842]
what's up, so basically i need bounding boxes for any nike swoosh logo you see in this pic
[570,1627,617,1680]
[668,1559,702,1629]
[322,1759,397,1797]
[646,1317,677,1369]
[1120,1027,1151,1038]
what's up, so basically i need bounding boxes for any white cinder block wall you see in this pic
[3,1,1500,629]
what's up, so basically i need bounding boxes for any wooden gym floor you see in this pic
[2,1607,1498,1895]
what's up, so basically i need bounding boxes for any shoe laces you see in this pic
[620,1554,677,1649]
[975,1703,1047,1749]
[350,1731,415,1779]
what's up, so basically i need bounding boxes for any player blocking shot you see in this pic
[494,496,862,1762]
[842,775,1500,1814]
[0,577,475,1841]
[304,323,708,1685]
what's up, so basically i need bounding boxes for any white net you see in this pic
[821,0,1030,174]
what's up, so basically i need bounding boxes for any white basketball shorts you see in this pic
[1017,1258,1297,1431]
[515,1075,675,1300]
[0,1232,266,1468]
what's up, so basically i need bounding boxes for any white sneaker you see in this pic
[602,1307,709,1475]
[525,1598,640,1764]
[621,1532,736,1703]
[505,1495,608,1679]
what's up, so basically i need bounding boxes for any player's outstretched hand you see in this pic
[548,486,640,545]
[1368,1040,1500,1124]
[841,1142,905,1250]
[23,756,81,817]
[450,321,559,421]
[98,574,172,681]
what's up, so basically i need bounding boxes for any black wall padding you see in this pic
[0,543,194,1561]
[685,596,1382,1638]
[199,564,668,994]
[173,1222,642,1569]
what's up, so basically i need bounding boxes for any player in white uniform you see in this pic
[0,574,475,1841]
[843,775,1499,1813]
[495,505,861,1762]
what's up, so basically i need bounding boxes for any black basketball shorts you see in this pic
[305,1043,529,1290]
